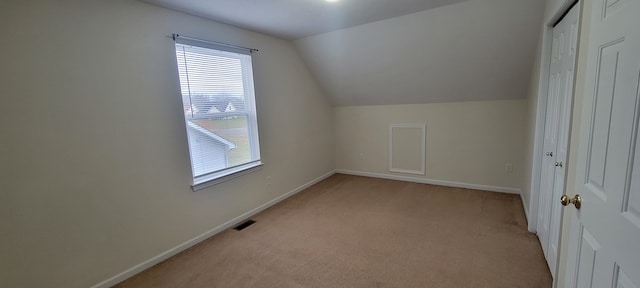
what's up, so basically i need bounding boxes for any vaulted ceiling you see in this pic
[141,0,468,40]
[143,0,544,106]
[295,0,544,106]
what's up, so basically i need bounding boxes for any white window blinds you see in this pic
[174,37,261,190]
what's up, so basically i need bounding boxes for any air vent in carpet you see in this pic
[234,219,256,231]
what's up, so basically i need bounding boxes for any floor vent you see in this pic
[234,219,256,231]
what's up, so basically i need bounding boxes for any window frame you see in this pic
[173,36,262,191]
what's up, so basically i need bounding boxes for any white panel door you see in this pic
[537,3,580,277]
[566,0,640,287]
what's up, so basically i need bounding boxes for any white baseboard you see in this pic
[91,170,336,288]
[520,193,534,232]
[335,169,521,195]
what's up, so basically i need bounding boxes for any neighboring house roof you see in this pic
[187,121,237,149]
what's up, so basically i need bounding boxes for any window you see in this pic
[174,36,261,190]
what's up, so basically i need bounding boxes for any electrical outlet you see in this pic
[359,152,365,160]
[505,163,513,173]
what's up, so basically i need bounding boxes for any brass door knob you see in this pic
[560,194,582,209]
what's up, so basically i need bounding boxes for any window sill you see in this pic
[192,161,263,191]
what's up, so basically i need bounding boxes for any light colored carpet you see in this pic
[116,174,552,287]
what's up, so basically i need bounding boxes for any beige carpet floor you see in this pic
[116,174,552,288]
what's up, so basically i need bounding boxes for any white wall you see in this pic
[335,100,526,191]
[522,6,550,231]
[0,1,334,287]
[295,0,544,106]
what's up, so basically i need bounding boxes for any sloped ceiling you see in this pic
[295,0,545,106]
[141,0,468,40]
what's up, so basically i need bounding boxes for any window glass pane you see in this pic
[174,42,260,184]
[192,116,252,168]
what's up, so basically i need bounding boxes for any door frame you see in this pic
[527,0,580,285]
